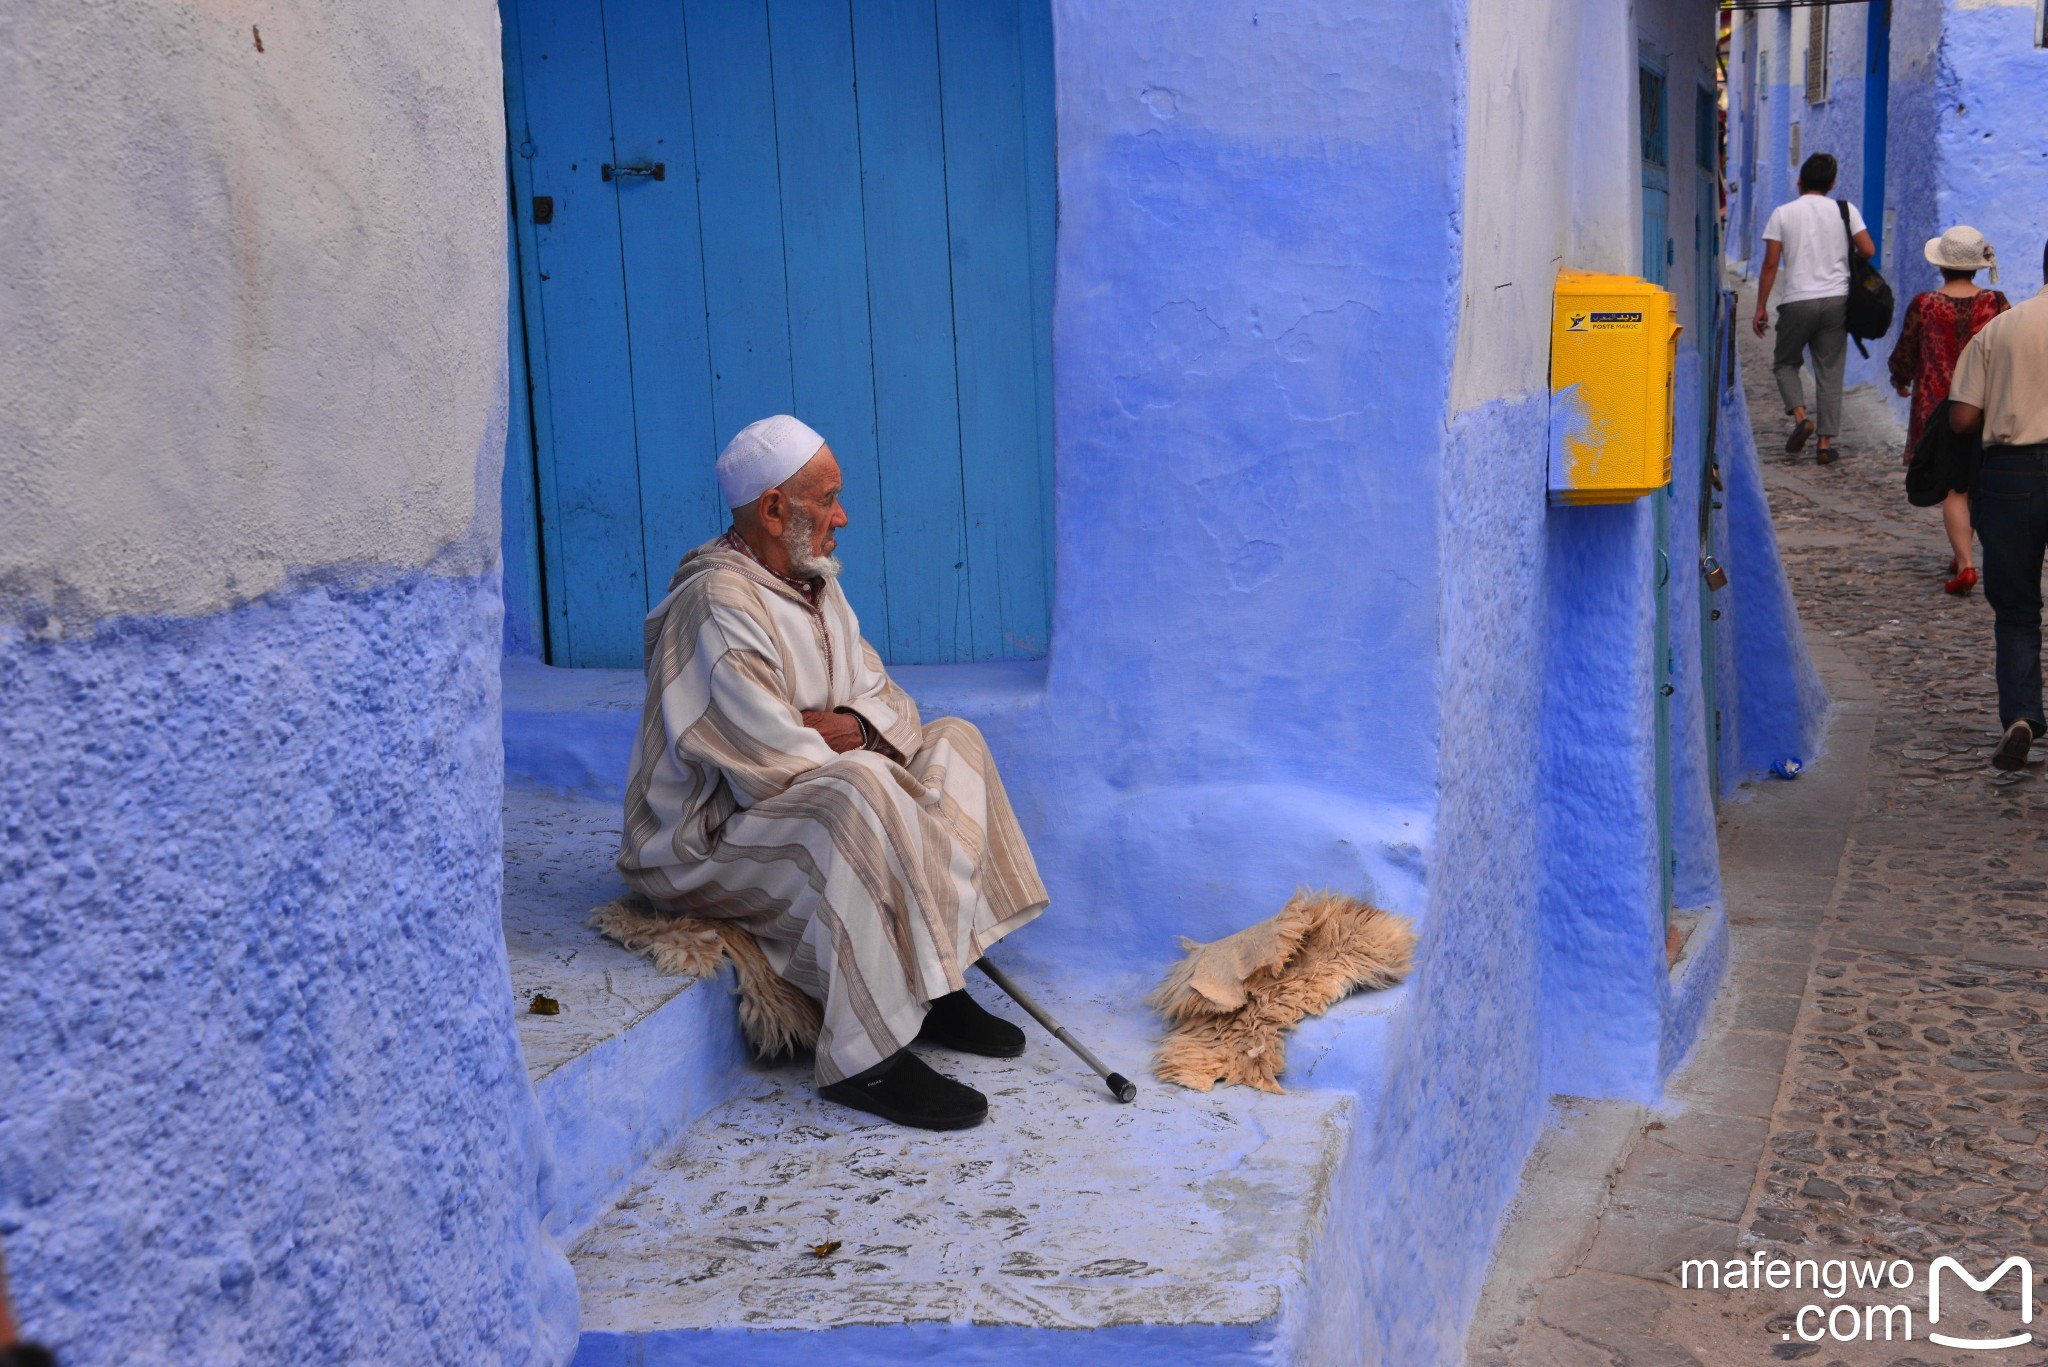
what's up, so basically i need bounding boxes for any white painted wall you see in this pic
[0,1,506,625]
[1451,0,1642,410]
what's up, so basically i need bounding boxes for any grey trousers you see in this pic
[1772,295,1848,437]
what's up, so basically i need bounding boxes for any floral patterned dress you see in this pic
[1888,289,2011,450]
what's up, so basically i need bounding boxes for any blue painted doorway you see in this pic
[502,0,1056,668]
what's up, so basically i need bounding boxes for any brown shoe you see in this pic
[1815,444,1838,465]
[1992,720,2037,772]
[1786,418,1815,453]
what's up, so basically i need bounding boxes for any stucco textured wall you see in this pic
[0,576,578,1365]
[1341,393,1552,1364]
[1711,344,1831,789]
[1047,1,1453,807]
[1726,0,2048,410]
[1887,0,1947,376]
[1538,496,1667,1096]
[1936,1,2048,296]
[0,1,505,626]
[0,2,575,1361]
[1662,358,1725,912]
[1310,0,1735,1352]
[929,0,1463,964]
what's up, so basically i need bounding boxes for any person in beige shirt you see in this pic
[1952,240,2048,769]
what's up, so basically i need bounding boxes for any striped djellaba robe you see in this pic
[617,537,1048,1084]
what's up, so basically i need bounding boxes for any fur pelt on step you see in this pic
[1146,889,1417,1094]
[592,892,821,1059]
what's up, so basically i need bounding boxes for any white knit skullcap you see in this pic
[715,415,826,508]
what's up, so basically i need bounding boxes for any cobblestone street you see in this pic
[1470,290,2048,1366]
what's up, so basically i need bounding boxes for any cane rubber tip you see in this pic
[1107,1073,1137,1104]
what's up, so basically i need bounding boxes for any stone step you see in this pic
[498,658,1417,1356]
[562,959,1389,1365]
[506,783,751,1243]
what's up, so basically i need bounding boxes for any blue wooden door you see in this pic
[502,0,1055,668]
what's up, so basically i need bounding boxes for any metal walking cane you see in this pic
[974,956,1138,1103]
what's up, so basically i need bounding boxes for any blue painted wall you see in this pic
[1346,391,1552,1363]
[1799,2,1898,397]
[888,0,1463,969]
[1886,0,1948,413]
[1728,0,2048,430]
[2,5,579,1361]
[485,1,1820,1358]
[1665,355,1727,913]
[0,574,579,1364]
[1935,3,2048,295]
[1710,340,1830,787]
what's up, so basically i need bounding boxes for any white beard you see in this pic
[782,510,842,581]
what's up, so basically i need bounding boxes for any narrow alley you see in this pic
[1472,289,2048,1366]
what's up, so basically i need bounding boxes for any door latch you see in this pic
[602,161,666,182]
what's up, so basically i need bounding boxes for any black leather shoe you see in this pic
[818,1049,987,1130]
[916,988,1026,1058]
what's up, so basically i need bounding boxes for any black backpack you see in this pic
[1840,199,1895,356]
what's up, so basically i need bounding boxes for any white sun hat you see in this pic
[1924,225,1999,282]
[715,415,826,508]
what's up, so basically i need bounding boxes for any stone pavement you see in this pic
[1467,290,2048,1366]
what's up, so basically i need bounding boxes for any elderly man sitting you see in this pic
[616,416,1049,1130]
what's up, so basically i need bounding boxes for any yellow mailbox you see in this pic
[1548,270,1681,505]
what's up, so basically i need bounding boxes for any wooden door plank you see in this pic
[501,2,570,661]
[502,0,647,667]
[683,0,797,454]
[851,0,969,663]
[766,0,891,649]
[502,181,547,659]
[1018,0,1056,629]
[936,0,1049,660]
[602,0,724,605]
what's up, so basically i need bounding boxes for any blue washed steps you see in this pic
[563,960,1373,1365]
[505,783,752,1244]
[500,658,1414,1358]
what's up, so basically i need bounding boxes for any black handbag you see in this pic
[1841,199,1895,356]
[1905,397,1982,507]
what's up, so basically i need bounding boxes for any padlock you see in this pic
[1702,555,1729,591]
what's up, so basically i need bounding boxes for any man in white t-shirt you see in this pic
[1752,153,1877,463]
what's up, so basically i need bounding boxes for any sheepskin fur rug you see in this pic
[593,892,821,1060]
[1146,889,1417,1093]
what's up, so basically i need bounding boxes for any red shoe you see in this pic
[1946,567,1978,595]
